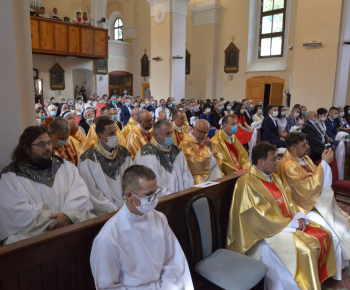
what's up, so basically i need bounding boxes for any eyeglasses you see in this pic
[195,127,209,135]
[31,141,53,148]
[131,186,163,202]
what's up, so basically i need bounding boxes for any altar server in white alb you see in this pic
[78,118,133,216]
[0,126,94,245]
[134,119,194,196]
[90,165,194,290]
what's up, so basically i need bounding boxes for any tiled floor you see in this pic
[322,265,350,290]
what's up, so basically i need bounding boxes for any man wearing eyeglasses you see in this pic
[0,126,94,245]
[179,119,223,184]
[78,118,133,216]
[90,165,194,289]
[276,132,350,280]
[134,120,193,196]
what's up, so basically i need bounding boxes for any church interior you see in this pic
[1,0,350,289]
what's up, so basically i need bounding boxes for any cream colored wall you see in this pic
[291,0,343,110]
[106,0,123,19]
[43,0,72,20]
[347,62,350,104]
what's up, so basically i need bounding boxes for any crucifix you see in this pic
[231,36,235,43]
[157,10,162,21]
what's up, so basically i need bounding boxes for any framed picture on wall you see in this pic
[49,63,65,90]
[224,42,239,74]
[97,59,108,75]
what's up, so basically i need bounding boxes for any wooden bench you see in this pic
[0,173,242,290]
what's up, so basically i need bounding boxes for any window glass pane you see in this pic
[114,29,118,40]
[125,76,132,86]
[261,38,271,56]
[274,0,284,9]
[119,19,123,26]
[114,19,118,28]
[118,29,123,40]
[272,13,283,33]
[263,0,273,12]
[110,75,117,86]
[262,16,272,34]
[271,36,282,55]
[117,75,124,86]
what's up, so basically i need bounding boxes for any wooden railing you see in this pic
[30,16,108,59]
[0,173,243,290]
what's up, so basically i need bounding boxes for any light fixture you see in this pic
[303,41,322,47]
[152,56,162,61]
[344,40,350,45]
[172,55,183,59]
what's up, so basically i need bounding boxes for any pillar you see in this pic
[147,0,190,102]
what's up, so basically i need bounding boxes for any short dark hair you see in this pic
[96,118,115,135]
[76,12,81,15]
[101,106,110,115]
[203,103,211,110]
[221,114,235,126]
[252,143,278,165]
[172,109,184,120]
[263,105,277,118]
[285,132,307,151]
[12,126,51,164]
[317,107,328,116]
[122,165,157,194]
[36,107,46,114]
[329,106,339,113]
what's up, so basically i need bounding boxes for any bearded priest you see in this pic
[179,119,223,184]
[134,119,194,196]
[212,114,251,175]
[276,132,350,280]
[227,142,337,290]
[78,118,133,216]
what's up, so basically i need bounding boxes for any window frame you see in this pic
[114,18,123,41]
[259,0,287,59]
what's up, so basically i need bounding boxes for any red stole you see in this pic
[262,179,330,282]
[55,143,77,166]
[300,164,313,173]
[141,131,153,143]
[174,129,184,146]
[83,17,88,21]
[77,17,82,23]
[224,140,241,170]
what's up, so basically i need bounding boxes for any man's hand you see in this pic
[186,125,192,132]
[48,213,73,230]
[297,219,307,232]
[328,137,333,143]
[204,136,212,149]
[322,148,334,164]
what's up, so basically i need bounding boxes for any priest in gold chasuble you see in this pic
[63,111,86,159]
[172,109,190,146]
[276,132,350,278]
[179,119,223,185]
[121,108,139,138]
[212,115,251,175]
[227,143,336,290]
[126,110,153,159]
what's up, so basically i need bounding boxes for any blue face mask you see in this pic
[162,136,174,147]
[227,106,232,111]
[126,102,130,107]
[152,101,155,105]
[168,104,173,108]
[312,118,317,123]
[141,104,146,108]
[56,138,68,147]
[230,126,238,134]
[333,114,338,120]
[218,107,223,111]
[79,100,83,104]
[40,115,46,120]
[51,111,57,116]
[112,115,118,121]
[348,110,350,115]
[302,111,307,115]
[222,101,225,104]
[162,103,166,108]
[250,105,253,109]
[173,101,176,105]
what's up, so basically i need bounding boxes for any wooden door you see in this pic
[270,83,284,106]
[245,83,264,105]
[141,83,150,100]
[109,71,133,96]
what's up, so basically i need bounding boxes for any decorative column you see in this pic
[190,0,222,100]
[147,0,190,102]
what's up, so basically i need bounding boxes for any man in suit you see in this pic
[286,106,301,133]
[242,99,254,126]
[262,105,286,148]
[325,107,340,141]
[302,111,327,161]
[108,96,119,110]
[146,96,158,115]
[186,101,197,126]
[121,97,134,124]
[211,102,225,129]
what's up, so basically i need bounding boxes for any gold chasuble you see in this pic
[53,136,81,166]
[71,131,86,157]
[179,134,222,185]
[122,118,138,138]
[227,166,336,290]
[172,123,189,146]
[212,130,251,175]
[126,126,153,158]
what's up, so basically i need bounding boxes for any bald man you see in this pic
[122,108,140,138]
[179,119,223,184]
[301,110,327,161]
[126,110,153,158]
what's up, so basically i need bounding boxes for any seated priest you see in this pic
[62,111,86,157]
[90,165,194,289]
[172,109,190,146]
[78,118,132,216]
[122,108,140,138]
[262,105,286,148]
[134,120,194,196]
[179,119,222,184]
[212,115,251,175]
[276,132,350,280]
[0,126,94,245]
[49,118,82,165]
[227,143,337,290]
[126,110,153,158]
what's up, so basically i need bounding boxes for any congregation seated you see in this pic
[90,165,194,289]
[241,99,254,126]
[233,103,253,148]
[286,105,301,133]
[157,110,167,121]
[36,106,48,128]
[261,104,286,148]
[276,105,288,138]
[72,12,90,25]
[172,109,190,146]
[79,108,95,136]
[78,118,132,216]
[199,103,212,123]
[134,119,194,196]
[0,126,93,245]
[51,7,62,20]
[110,107,123,130]
[325,106,341,141]
[122,108,139,138]
[227,143,337,289]
[336,106,350,133]
[185,101,197,125]
[155,99,170,121]
[146,96,158,114]
[121,97,134,124]
[344,105,350,124]
[211,101,225,129]
[38,7,49,18]
[62,111,86,156]
[252,104,264,123]
[212,114,251,176]
[315,107,334,145]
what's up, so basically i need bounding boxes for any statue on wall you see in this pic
[141,50,150,77]
[224,36,239,74]
[50,63,65,90]
[80,82,87,101]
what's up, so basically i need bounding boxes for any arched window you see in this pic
[114,18,123,41]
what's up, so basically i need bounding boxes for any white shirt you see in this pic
[276,117,287,133]
[51,13,62,20]
[39,13,50,19]
[155,107,171,120]
[90,203,194,289]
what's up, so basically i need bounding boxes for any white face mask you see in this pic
[132,194,158,214]
[146,101,149,104]
[258,109,263,114]
[321,116,327,121]
[281,111,286,116]
[99,100,104,104]
[87,117,94,123]
[206,108,211,113]
[71,110,76,114]
[240,109,245,114]
[272,111,278,117]
[103,135,118,148]
[294,112,300,118]
[339,112,345,117]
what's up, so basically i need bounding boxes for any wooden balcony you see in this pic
[30,16,108,59]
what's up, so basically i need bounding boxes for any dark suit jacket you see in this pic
[211,110,225,129]
[262,116,286,147]
[121,105,134,124]
[302,120,325,155]
[325,118,338,140]
[243,111,253,126]
[107,103,119,110]
[186,110,197,126]
[147,105,158,114]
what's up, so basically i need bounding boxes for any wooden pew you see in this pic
[0,173,242,290]
[344,141,350,180]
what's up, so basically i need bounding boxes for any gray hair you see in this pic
[194,119,210,129]
[49,118,70,134]
[122,165,157,197]
[222,114,236,125]
[44,100,51,106]
[48,104,57,112]
[153,119,172,135]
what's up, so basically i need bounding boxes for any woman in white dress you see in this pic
[252,105,264,123]
[276,105,288,138]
